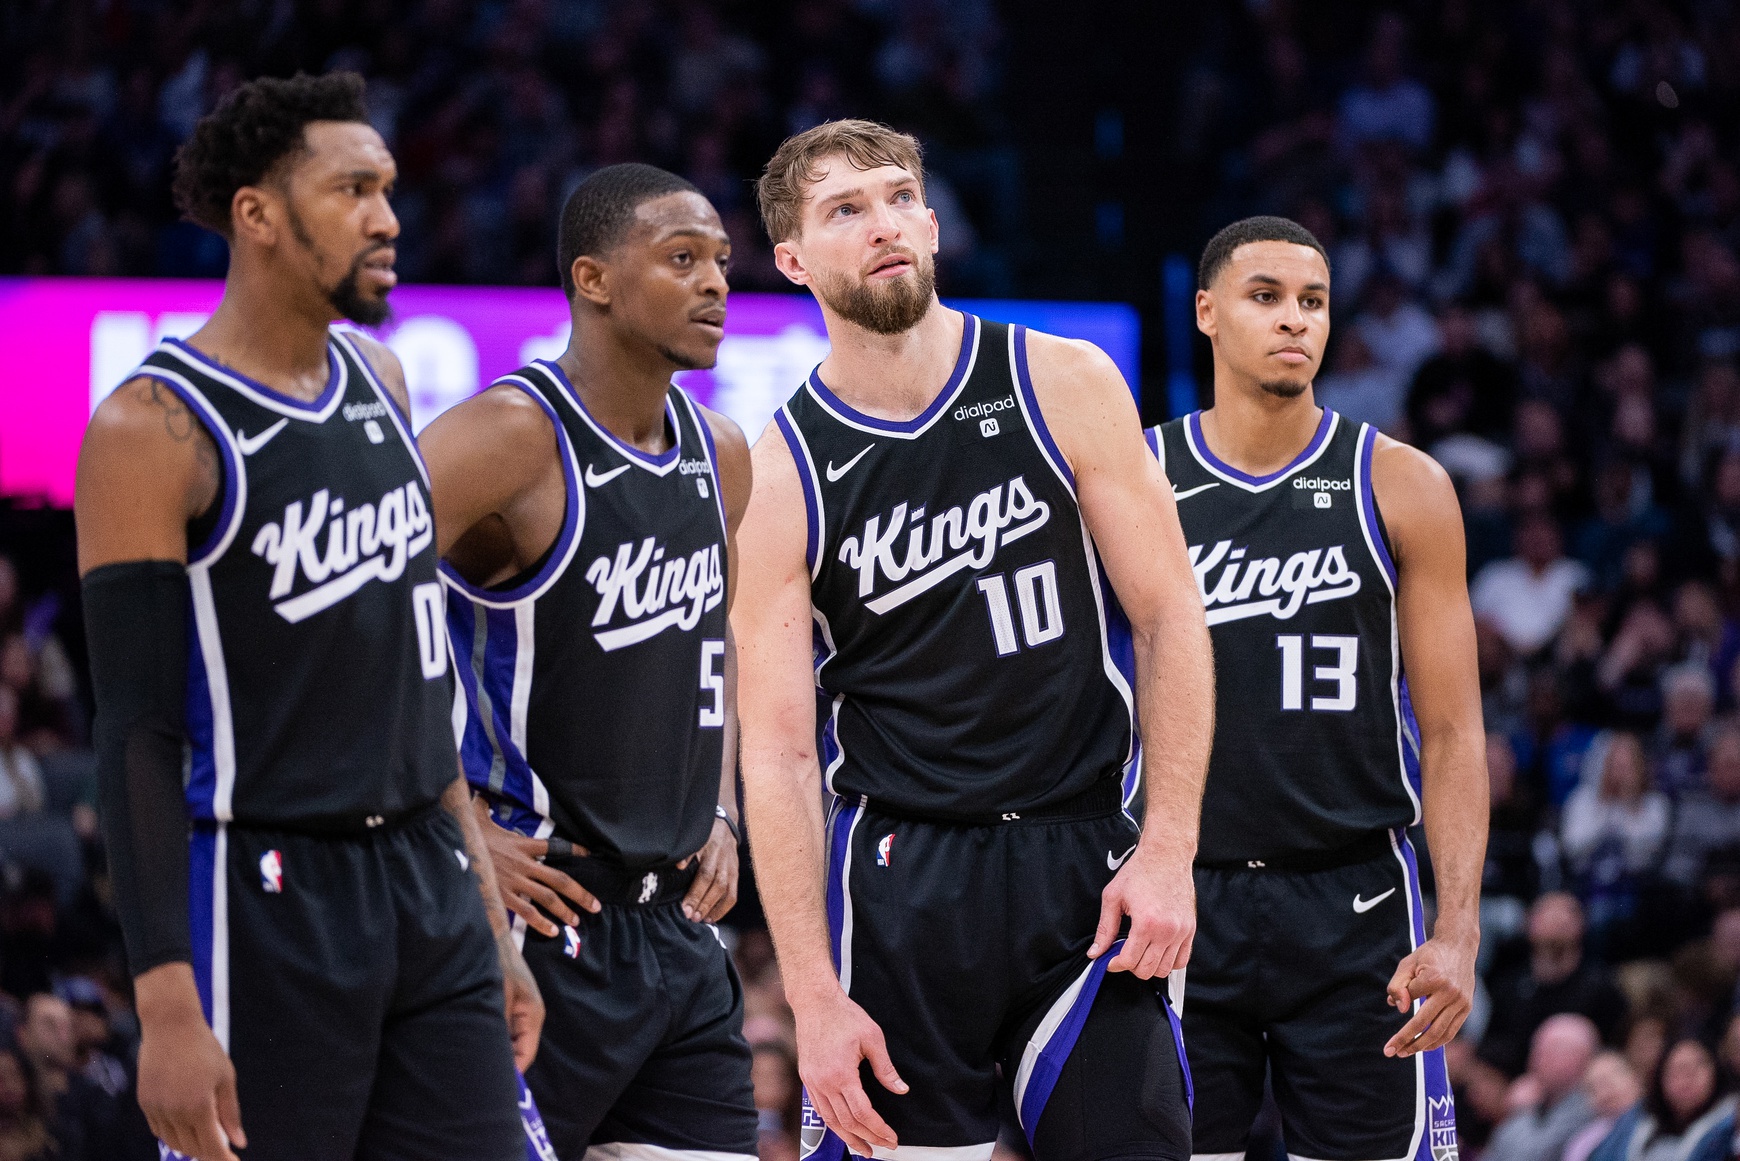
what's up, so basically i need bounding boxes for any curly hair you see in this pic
[171,72,370,237]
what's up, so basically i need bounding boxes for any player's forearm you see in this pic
[1418,726,1487,946]
[1133,602,1214,860]
[444,774,514,940]
[742,749,837,1005]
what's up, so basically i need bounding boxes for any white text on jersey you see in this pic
[839,475,1050,614]
[586,539,724,652]
[1189,539,1362,626]
[250,481,434,623]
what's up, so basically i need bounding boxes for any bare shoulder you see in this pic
[426,381,556,446]
[84,374,221,489]
[696,403,752,526]
[343,331,411,416]
[1022,330,1128,403]
[1370,433,1463,550]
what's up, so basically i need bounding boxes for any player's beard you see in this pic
[286,204,393,327]
[1258,377,1311,399]
[815,249,935,335]
[327,248,393,327]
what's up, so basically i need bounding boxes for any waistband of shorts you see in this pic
[861,777,1125,828]
[543,852,700,907]
[202,798,448,840]
[1194,829,1395,873]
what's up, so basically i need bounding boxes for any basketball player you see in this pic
[735,120,1214,1161]
[74,74,540,1161]
[1147,216,1485,1161]
[420,164,758,1161]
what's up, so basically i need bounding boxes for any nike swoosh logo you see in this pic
[585,463,632,487]
[1353,888,1396,914]
[1172,482,1220,501]
[236,418,288,456]
[826,444,875,483]
[1107,845,1136,871]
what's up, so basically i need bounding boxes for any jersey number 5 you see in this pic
[699,639,726,727]
[1276,634,1357,711]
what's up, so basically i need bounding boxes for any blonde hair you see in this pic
[755,119,925,244]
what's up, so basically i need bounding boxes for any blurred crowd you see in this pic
[0,0,1018,294]
[11,0,1740,1153]
[1190,0,1740,1153]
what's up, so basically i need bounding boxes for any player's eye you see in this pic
[894,191,913,204]
[673,251,692,266]
[834,203,855,217]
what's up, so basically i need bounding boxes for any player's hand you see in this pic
[135,964,246,1161]
[498,929,546,1072]
[1090,841,1195,978]
[1384,933,1477,1058]
[677,817,739,923]
[792,985,909,1157]
[472,796,600,936]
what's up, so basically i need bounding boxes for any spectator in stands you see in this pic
[57,978,124,1100]
[1665,726,1740,888]
[1406,302,1518,448]
[1482,893,1629,1076]
[1473,513,1591,657]
[0,687,43,820]
[16,992,109,1160]
[0,1044,53,1161]
[1485,731,1541,957]
[1561,732,1670,938]
[1654,664,1717,797]
[1589,1038,1736,1161]
[1563,1051,1644,1161]
[1482,1014,1601,1161]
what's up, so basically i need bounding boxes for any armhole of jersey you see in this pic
[773,405,824,579]
[1353,423,1399,592]
[436,373,587,608]
[1009,324,1077,495]
[130,369,247,568]
[332,331,431,491]
[679,388,730,535]
[1146,424,1164,470]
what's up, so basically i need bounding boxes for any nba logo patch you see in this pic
[876,833,894,867]
[562,926,581,959]
[259,850,283,894]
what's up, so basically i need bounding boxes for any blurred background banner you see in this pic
[0,277,1137,505]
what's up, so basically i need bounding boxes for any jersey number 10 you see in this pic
[976,561,1065,657]
[1275,634,1358,711]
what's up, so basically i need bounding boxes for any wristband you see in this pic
[716,804,741,843]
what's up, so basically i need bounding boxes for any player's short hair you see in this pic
[171,71,371,238]
[556,163,701,297]
[756,119,925,244]
[1198,215,1330,290]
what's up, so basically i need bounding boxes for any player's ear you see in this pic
[1195,288,1217,339]
[231,185,277,249]
[772,240,811,288]
[927,207,939,255]
[570,255,611,307]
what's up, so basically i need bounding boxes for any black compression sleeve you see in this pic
[83,560,194,976]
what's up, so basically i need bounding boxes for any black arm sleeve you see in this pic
[83,560,194,977]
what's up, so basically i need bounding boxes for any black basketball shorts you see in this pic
[1184,830,1458,1161]
[518,854,759,1161]
[168,804,524,1161]
[802,788,1193,1161]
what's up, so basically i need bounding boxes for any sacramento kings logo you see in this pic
[1428,1096,1458,1161]
[799,1090,830,1159]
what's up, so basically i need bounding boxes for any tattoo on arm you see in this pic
[136,378,220,519]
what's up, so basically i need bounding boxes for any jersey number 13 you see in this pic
[1276,633,1358,712]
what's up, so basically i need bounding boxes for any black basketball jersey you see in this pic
[1148,409,1422,862]
[132,334,458,827]
[443,362,727,869]
[777,314,1136,818]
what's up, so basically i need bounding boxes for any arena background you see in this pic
[2,0,1740,1155]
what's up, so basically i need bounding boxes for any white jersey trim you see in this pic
[156,338,349,423]
[1183,410,1341,493]
[802,314,982,441]
[584,1143,759,1161]
[1354,424,1422,823]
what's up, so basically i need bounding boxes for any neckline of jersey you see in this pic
[805,311,978,436]
[535,359,682,468]
[1186,406,1334,487]
[163,337,344,418]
